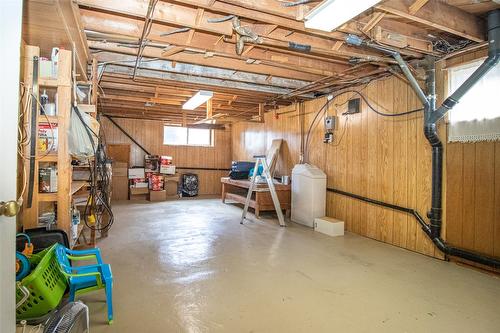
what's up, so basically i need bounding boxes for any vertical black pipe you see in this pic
[423,57,443,239]
[342,10,500,268]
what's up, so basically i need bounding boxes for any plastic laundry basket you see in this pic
[16,244,68,320]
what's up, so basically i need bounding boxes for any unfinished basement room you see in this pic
[2,0,500,332]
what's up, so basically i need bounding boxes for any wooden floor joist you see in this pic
[20,0,493,123]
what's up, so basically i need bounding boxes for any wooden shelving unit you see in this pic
[20,45,75,245]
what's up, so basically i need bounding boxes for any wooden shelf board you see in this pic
[71,181,88,195]
[39,115,58,123]
[38,154,58,162]
[38,192,57,201]
[39,77,58,87]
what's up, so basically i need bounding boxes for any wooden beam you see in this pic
[258,103,264,123]
[409,0,430,14]
[80,10,347,75]
[362,12,385,33]
[78,0,233,35]
[91,56,98,106]
[89,41,327,81]
[161,46,184,57]
[206,98,213,118]
[376,0,485,42]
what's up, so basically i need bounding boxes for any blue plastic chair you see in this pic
[55,244,114,324]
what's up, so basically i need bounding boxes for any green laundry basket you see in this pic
[16,244,68,320]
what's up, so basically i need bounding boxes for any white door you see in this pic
[0,1,23,332]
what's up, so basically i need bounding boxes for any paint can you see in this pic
[281,175,290,185]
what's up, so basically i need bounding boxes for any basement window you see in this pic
[447,60,500,142]
[163,126,213,146]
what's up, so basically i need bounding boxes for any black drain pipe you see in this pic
[344,10,500,269]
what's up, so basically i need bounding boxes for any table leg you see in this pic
[221,183,226,203]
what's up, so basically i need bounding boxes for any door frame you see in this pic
[0,1,23,332]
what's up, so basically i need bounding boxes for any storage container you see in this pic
[291,164,327,227]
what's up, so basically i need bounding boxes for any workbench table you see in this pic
[220,177,291,218]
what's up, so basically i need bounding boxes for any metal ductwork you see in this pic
[232,17,263,55]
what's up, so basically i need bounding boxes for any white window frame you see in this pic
[163,125,214,147]
[447,59,500,143]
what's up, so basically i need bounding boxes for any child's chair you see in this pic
[54,244,113,324]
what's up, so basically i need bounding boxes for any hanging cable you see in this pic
[303,82,425,162]
[72,106,114,233]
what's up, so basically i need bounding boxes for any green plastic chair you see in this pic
[54,244,114,324]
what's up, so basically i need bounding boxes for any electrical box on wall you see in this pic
[347,98,361,114]
[324,116,336,143]
[324,116,336,130]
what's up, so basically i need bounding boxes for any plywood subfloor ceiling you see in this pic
[24,0,499,123]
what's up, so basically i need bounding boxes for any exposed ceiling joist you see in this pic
[102,65,316,97]
[88,40,328,81]
[94,52,311,89]
[376,0,485,42]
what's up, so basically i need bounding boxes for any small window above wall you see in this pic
[163,126,213,146]
[447,60,500,143]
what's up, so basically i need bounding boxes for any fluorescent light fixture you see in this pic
[305,0,381,32]
[182,90,213,110]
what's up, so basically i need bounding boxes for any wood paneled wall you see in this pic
[443,49,500,261]
[233,76,442,258]
[101,117,231,195]
[233,55,500,263]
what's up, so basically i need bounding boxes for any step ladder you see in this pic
[240,155,286,227]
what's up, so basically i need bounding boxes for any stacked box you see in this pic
[128,168,145,179]
[160,156,175,174]
[38,123,58,152]
[39,167,57,193]
[145,155,160,173]
[149,174,164,191]
[149,190,166,201]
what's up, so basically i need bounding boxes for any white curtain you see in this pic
[448,60,500,143]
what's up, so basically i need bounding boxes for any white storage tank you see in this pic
[291,164,327,227]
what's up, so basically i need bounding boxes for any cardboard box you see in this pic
[165,180,179,197]
[113,162,128,177]
[38,123,58,152]
[39,167,57,193]
[145,155,160,173]
[314,217,344,237]
[130,187,149,195]
[161,165,176,175]
[149,190,166,202]
[130,193,148,201]
[128,168,145,179]
[133,181,149,188]
[39,59,54,78]
[111,176,129,201]
[159,156,173,173]
[149,174,164,191]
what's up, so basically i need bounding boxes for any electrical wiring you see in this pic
[303,82,425,162]
[331,116,349,147]
[72,105,114,233]
[339,89,424,117]
[17,83,56,160]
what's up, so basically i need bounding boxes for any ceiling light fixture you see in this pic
[304,0,381,32]
[182,90,213,110]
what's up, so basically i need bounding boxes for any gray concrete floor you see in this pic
[81,198,500,333]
